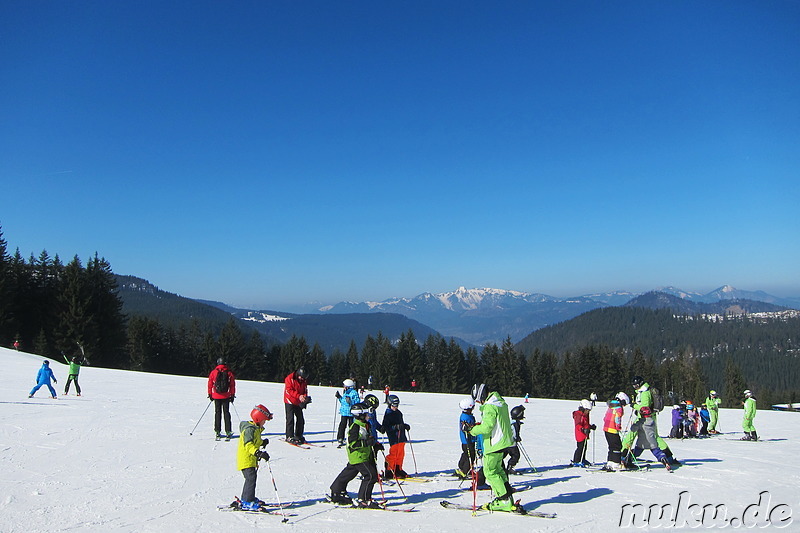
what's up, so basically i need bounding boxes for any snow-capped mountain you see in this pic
[320,285,800,346]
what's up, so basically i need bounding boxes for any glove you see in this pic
[589,424,596,431]
[53,379,57,384]
[255,450,270,461]
[461,422,474,432]
[208,394,212,400]
[403,424,410,431]
[373,442,384,452]
[365,436,377,447]
[335,391,341,399]
[261,438,269,448]
[230,395,235,403]
[582,428,591,436]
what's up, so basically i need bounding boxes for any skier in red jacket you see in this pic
[284,368,311,444]
[571,399,595,466]
[208,358,236,440]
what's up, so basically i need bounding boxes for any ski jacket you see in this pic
[671,408,682,427]
[459,411,476,445]
[573,409,590,442]
[346,418,374,465]
[36,363,56,385]
[706,396,721,412]
[366,411,380,439]
[743,397,757,420]
[381,407,408,445]
[283,372,308,406]
[700,408,710,423]
[338,387,361,416]
[469,391,513,454]
[208,364,235,400]
[510,419,522,443]
[67,361,82,376]
[237,420,265,470]
[603,406,623,434]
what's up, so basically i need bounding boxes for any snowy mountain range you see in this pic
[318,286,800,346]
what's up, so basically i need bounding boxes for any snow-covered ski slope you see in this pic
[3,347,798,532]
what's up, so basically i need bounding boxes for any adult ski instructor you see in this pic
[284,368,311,445]
[208,358,236,440]
[468,383,520,513]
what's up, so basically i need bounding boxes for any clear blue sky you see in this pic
[2,1,798,310]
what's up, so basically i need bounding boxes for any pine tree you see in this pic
[723,358,748,408]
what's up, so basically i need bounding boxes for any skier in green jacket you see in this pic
[468,383,519,513]
[63,354,87,396]
[622,376,680,466]
[705,390,722,434]
[741,390,758,441]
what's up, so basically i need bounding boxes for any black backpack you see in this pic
[651,386,664,412]
[214,369,230,394]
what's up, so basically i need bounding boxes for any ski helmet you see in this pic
[616,392,630,406]
[363,394,379,410]
[387,394,400,407]
[217,357,225,365]
[609,398,621,406]
[471,383,489,404]
[459,398,475,411]
[710,390,717,396]
[350,402,369,416]
[343,378,355,388]
[296,368,307,379]
[631,375,644,388]
[744,389,752,397]
[250,404,273,426]
[510,405,525,420]
[580,399,593,411]
[43,360,49,366]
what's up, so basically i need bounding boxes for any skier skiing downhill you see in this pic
[468,383,519,513]
[29,360,57,398]
[335,379,361,447]
[741,390,758,441]
[571,399,595,466]
[236,404,273,511]
[622,376,680,466]
[328,402,384,508]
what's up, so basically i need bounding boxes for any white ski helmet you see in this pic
[580,399,593,410]
[744,389,752,397]
[343,378,355,388]
[615,392,631,406]
[459,398,475,410]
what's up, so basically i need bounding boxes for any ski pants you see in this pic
[458,442,477,476]
[708,409,719,431]
[337,415,353,442]
[605,431,622,463]
[214,398,232,434]
[483,451,510,499]
[240,467,258,503]
[284,403,305,440]
[385,442,405,472]
[330,460,378,501]
[742,416,756,433]
[30,382,57,397]
[623,417,672,454]
[64,374,81,395]
[572,440,588,463]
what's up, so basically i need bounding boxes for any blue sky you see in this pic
[1,1,798,310]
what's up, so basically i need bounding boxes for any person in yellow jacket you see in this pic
[236,404,273,511]
[468,383,519,513]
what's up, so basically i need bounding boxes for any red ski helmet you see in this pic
[251,404,273,426]
[640,406,653,417]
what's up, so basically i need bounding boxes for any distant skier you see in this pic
[63,353,88,396]
[284,368,311,444]
[740,390,758,441]
[380,394,410,479]
[29,360,57,399]
[235,404,273,511]
[208,358,236,440]
[13,339,20,351]
[468,383,519,513]
[705,390,722,434]
[571,399,595,467]
[335,379,361,447]
[327,402,384,508]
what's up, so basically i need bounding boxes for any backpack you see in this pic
[651,386,664,413]
[214,369,230,395]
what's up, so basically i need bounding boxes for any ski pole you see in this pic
[592,428,596,465]
[265,459,289,523]
[231,400,241,423]
[331,401,338,444]
[189,400,213,435]
[372,447,387,505]
[406,429,419,475]
[380,449,406,498]
[517,442,537,473]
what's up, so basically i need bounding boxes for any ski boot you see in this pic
[240,500,261,511]
[485,496,516,512]
[215,433,222,441]
[355,498,382,509]
[328,491,352,506]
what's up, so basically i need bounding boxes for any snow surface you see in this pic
[4,346,799,532]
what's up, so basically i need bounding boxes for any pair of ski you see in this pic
[279,437,325,449]
[440,500,556,519]
[322,497,416,512]
[218,497,296,517]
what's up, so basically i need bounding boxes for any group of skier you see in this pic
[27,352,88,399]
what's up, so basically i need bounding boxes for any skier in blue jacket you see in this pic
[29,360,58,399]
[335,379,362,447]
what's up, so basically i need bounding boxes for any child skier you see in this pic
[328,402,384,508]
[456,397,478,479]
[601,392,628,471]
[504,405,525,474]
[699,404,710,436]
[29,360,58,399]
[236,404,273,511]
[63,353,87,396]
[571,399,595,466]
[741,390,758,441]
[705,390,722,434]
[380,394,410,479]
[335,378,361,447]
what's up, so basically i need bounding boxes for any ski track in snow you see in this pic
[3,347,799,532]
